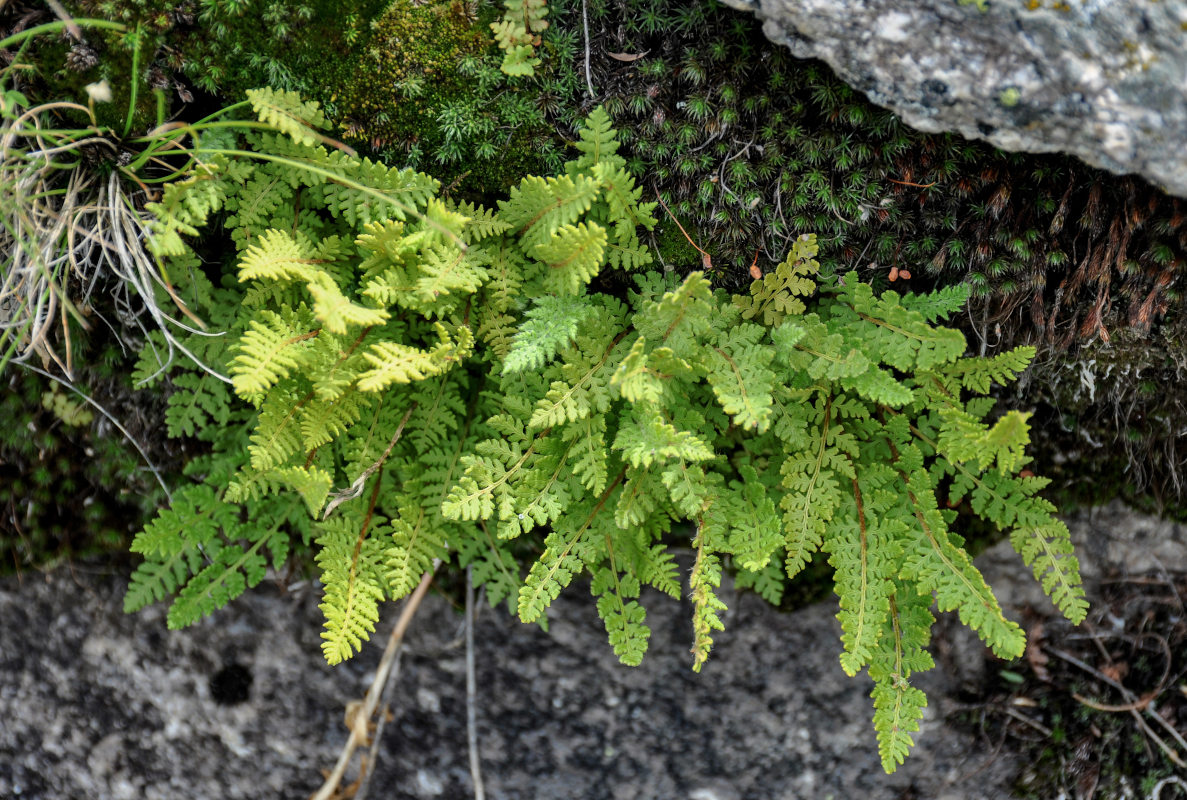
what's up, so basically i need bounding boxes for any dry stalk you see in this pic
[1,99,226,381]
[309,565,439,800]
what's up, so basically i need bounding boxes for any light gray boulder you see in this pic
[717,0,1187,198]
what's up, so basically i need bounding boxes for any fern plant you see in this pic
[125,92,1086,772]
[490,0,550,75]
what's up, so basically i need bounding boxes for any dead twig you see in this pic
[309,565,439,800]
[466,564,486,800]
[581,0,594,99]
[1150,776,1187,800]
[653,189,711,271]
[353,648,402,800]
[1002,705,1054,738]
[323,404,416,519]
[1046,646,1187,770]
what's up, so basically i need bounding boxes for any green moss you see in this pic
[0,364,166,574]
[320,0,557,196]
[650,216,710,271]
[6,0,387,130]
[327,0,485,145]
[512,0,1187,503]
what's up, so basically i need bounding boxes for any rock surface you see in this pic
[1,500,1181,800]
[715,0,1187,198]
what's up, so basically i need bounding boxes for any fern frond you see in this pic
[690,509,728,672]
[504,294,596,374]
[780,396,847,578]
[527,325,626,430]
[167,535,274,629]
[125,484,233,613]
[943,345,1036,394]
[609,336,667,404]
[227,464,333,517]
[533,221,607,295]
[412,243,489,307]
[231,309,317,404]
[724,465,782,572]
[452,200,511,242]
[936,406,1032,474]
[317,514,389,665]
[238,229,319,283]
[475,240,527,358]
[306,272,390,335]
[356,323,470,392]
[313,153,439,226]
[165,372,233,438]
[869,589,935,772]
[562,414,609,496]
[407,373,468,453]
[612,408,715,468]
[1010,520,1089,623]
[490,0,548,75]
[735,233,820,326]
[386,492,450,600]
[593,567,651,666]
[246,86,329,146]
[899,284,971,323]
[500,174,601,250]
[518,483,616,623]
[838,277,967,371]
[824,476,892,677]
[246,388,307,470]
[637,271,714,347]
[146,159,237,257]
[897,445,1024,659]
[707,322,776,432]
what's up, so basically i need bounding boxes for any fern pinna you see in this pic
[125,90,1086,771]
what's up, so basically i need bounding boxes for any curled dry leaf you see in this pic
[1026,621,1051,681]
[1100,661,1129,684]
[607,50,649,62]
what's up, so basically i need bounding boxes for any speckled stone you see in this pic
[716,0,1187,198]
[4,501,1178,799]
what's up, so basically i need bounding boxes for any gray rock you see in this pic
[716,0,1187,198]
[4,500,1179,799]
[0,568,1012,799]
[938,499,1187,691]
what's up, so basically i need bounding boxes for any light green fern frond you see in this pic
[231,309,317,404]
[504,295,597,374]
[246,86,329,146]
[533,221,607,295]
[735,233,819,326]
[317,514,389,665]
[690,508,728,672]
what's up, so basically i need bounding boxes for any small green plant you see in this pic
[123,93,1087,772]
[0,19,395,382]
[0,18,243,378]
[33,1,386,107]
[491,0,550,75]
[0,360,168,572]
[320,0,560,192]
[41,383,94,426]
